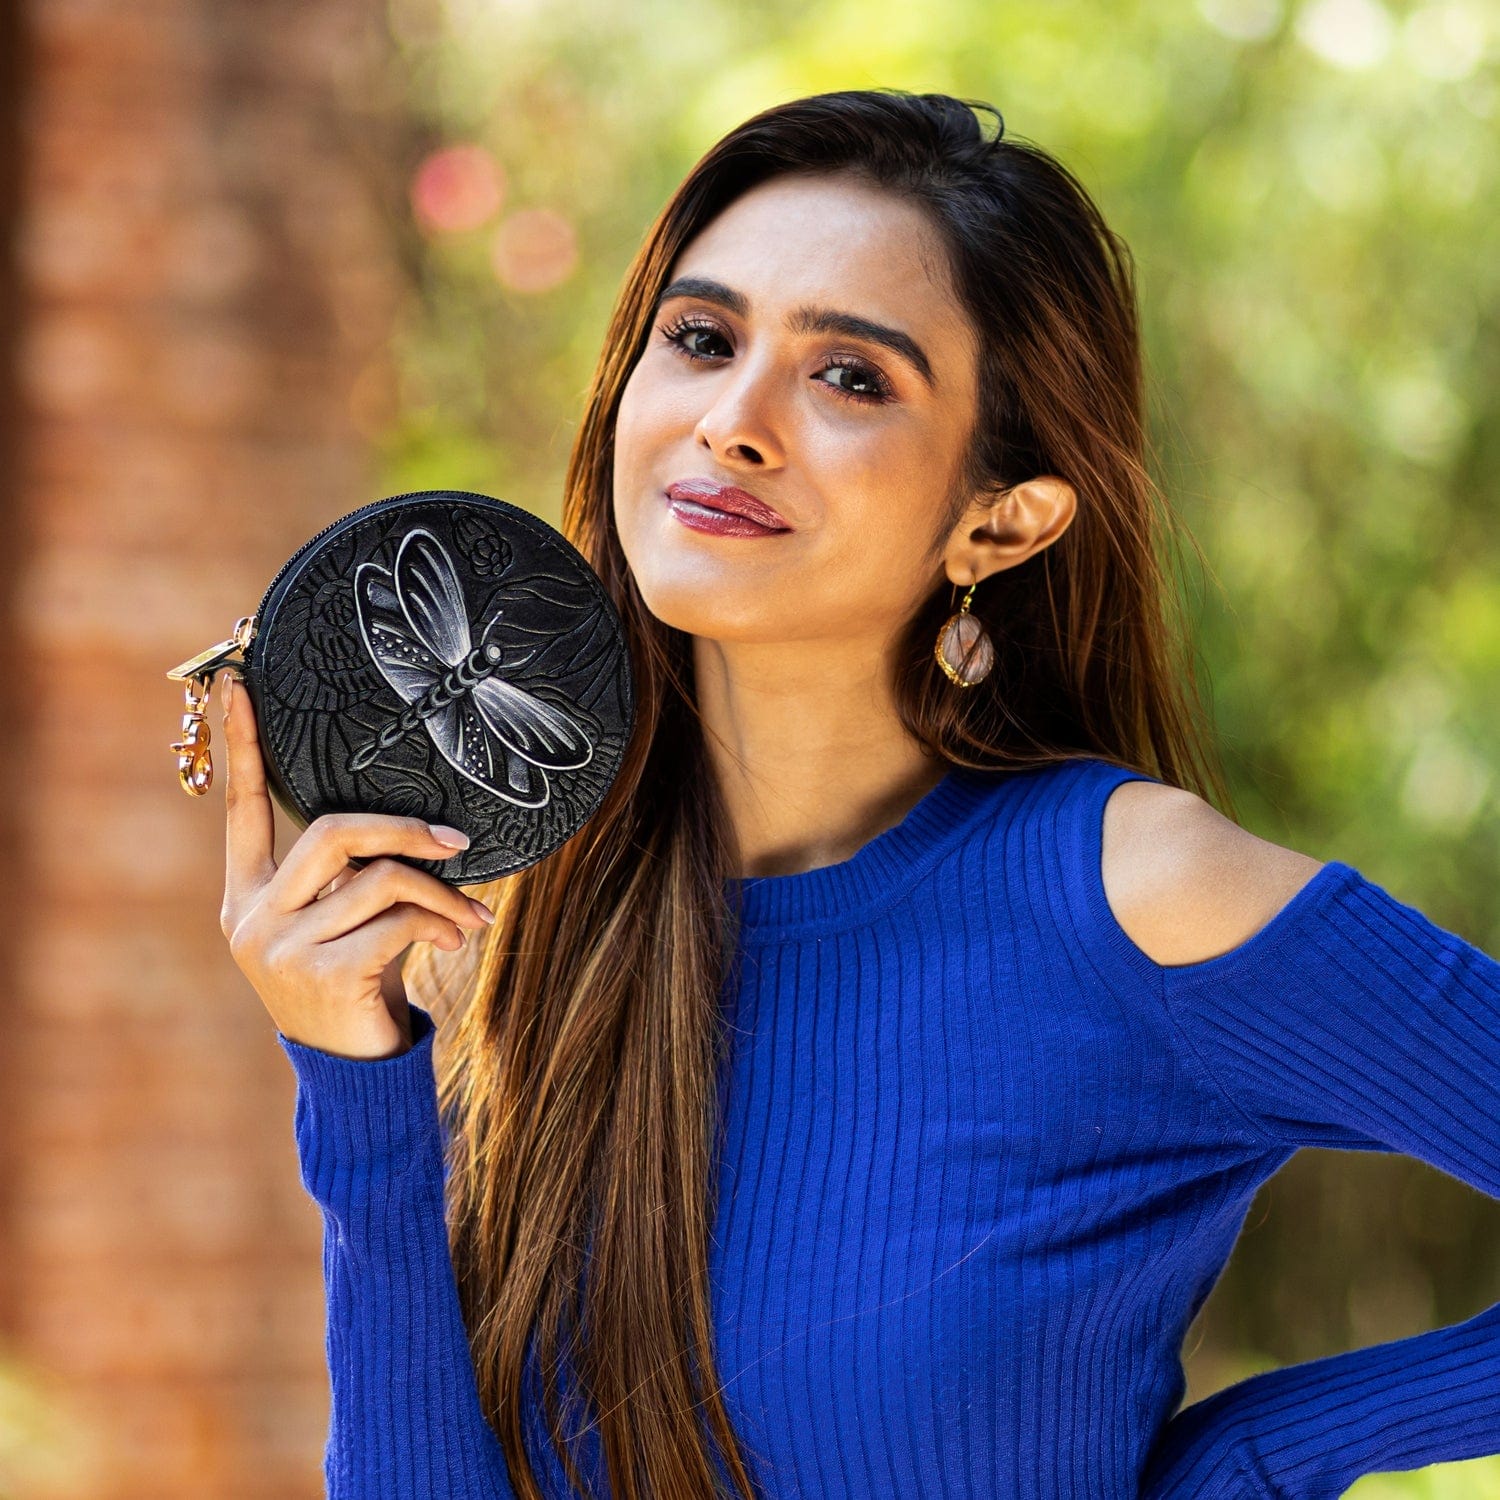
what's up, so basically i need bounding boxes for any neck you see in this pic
[692,634,950,879]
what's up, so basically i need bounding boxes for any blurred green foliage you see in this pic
[1349,1454,1500,1498]
[374,0,1500,1490]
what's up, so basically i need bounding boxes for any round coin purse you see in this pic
[167,489,635,884]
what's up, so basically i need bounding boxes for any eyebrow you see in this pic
[652,276,936,391]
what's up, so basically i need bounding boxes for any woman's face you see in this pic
[612,172,988,651]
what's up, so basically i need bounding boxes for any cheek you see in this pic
[611,376,655,538]
[610,378,948,639]
[612,372,646,477]
[611,363,692,509]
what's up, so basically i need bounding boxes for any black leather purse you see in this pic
[167,490,634,884]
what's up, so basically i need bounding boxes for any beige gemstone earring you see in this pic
[934,578,995,688]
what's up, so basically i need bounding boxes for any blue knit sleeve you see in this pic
[1139,860,1500,1499]
[277,1004,518,1498]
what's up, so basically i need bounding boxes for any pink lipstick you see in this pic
[665,478,792,537]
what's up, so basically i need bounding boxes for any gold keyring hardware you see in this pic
[166,616,256,796]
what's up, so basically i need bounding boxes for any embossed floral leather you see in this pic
[239,490,633,883]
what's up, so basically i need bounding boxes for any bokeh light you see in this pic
[410,143,505,234]
[488,207,578,293]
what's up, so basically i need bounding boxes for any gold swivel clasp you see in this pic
[165,615,256,796]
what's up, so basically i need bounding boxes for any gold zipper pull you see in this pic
[166,616,256,795]
[166,614,257,682]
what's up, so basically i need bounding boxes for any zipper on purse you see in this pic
[162,493,408,797]
[164,489,513,797]
[244,487,504,631]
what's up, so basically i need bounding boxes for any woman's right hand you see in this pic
[216,670,495,1061]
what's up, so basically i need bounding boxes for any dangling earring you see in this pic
[934,578,995,688]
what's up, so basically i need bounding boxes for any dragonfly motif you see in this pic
[346,526,595,807]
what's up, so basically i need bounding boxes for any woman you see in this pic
[219,90,1500,1498]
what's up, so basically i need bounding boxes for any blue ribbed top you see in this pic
[277,754,1500,1497]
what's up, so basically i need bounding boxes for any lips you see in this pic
[665,479,791,531]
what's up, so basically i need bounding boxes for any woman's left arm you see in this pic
[1139,859,1500,1500]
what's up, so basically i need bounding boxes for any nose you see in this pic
[693,357,786,467]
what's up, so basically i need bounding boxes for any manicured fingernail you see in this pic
[469,897,495,925]
[428,824,470,849]
[222,674,235,719]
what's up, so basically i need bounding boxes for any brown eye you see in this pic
[818,359,892,404]
[659,317,731,362]
[657,316,893,405]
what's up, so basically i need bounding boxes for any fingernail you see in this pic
[469,897,495,925]
[222,674,235,719]
[428,824,470,849]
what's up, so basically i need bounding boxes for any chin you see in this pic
[637,597,763,642]
[629,572,793,643]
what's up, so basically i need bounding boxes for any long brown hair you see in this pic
[430,87,1232,1499]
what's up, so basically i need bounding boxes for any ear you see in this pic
[940,475,1077,589]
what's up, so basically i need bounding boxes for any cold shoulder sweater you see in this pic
[277,754,1500,1498]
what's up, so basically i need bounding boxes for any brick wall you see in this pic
[4,2,407,1494]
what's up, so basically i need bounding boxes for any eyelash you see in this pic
[656,315,895,405]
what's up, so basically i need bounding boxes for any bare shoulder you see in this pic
[1100,778,1327,967]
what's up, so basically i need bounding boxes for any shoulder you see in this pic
[1098,776,1327,967]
